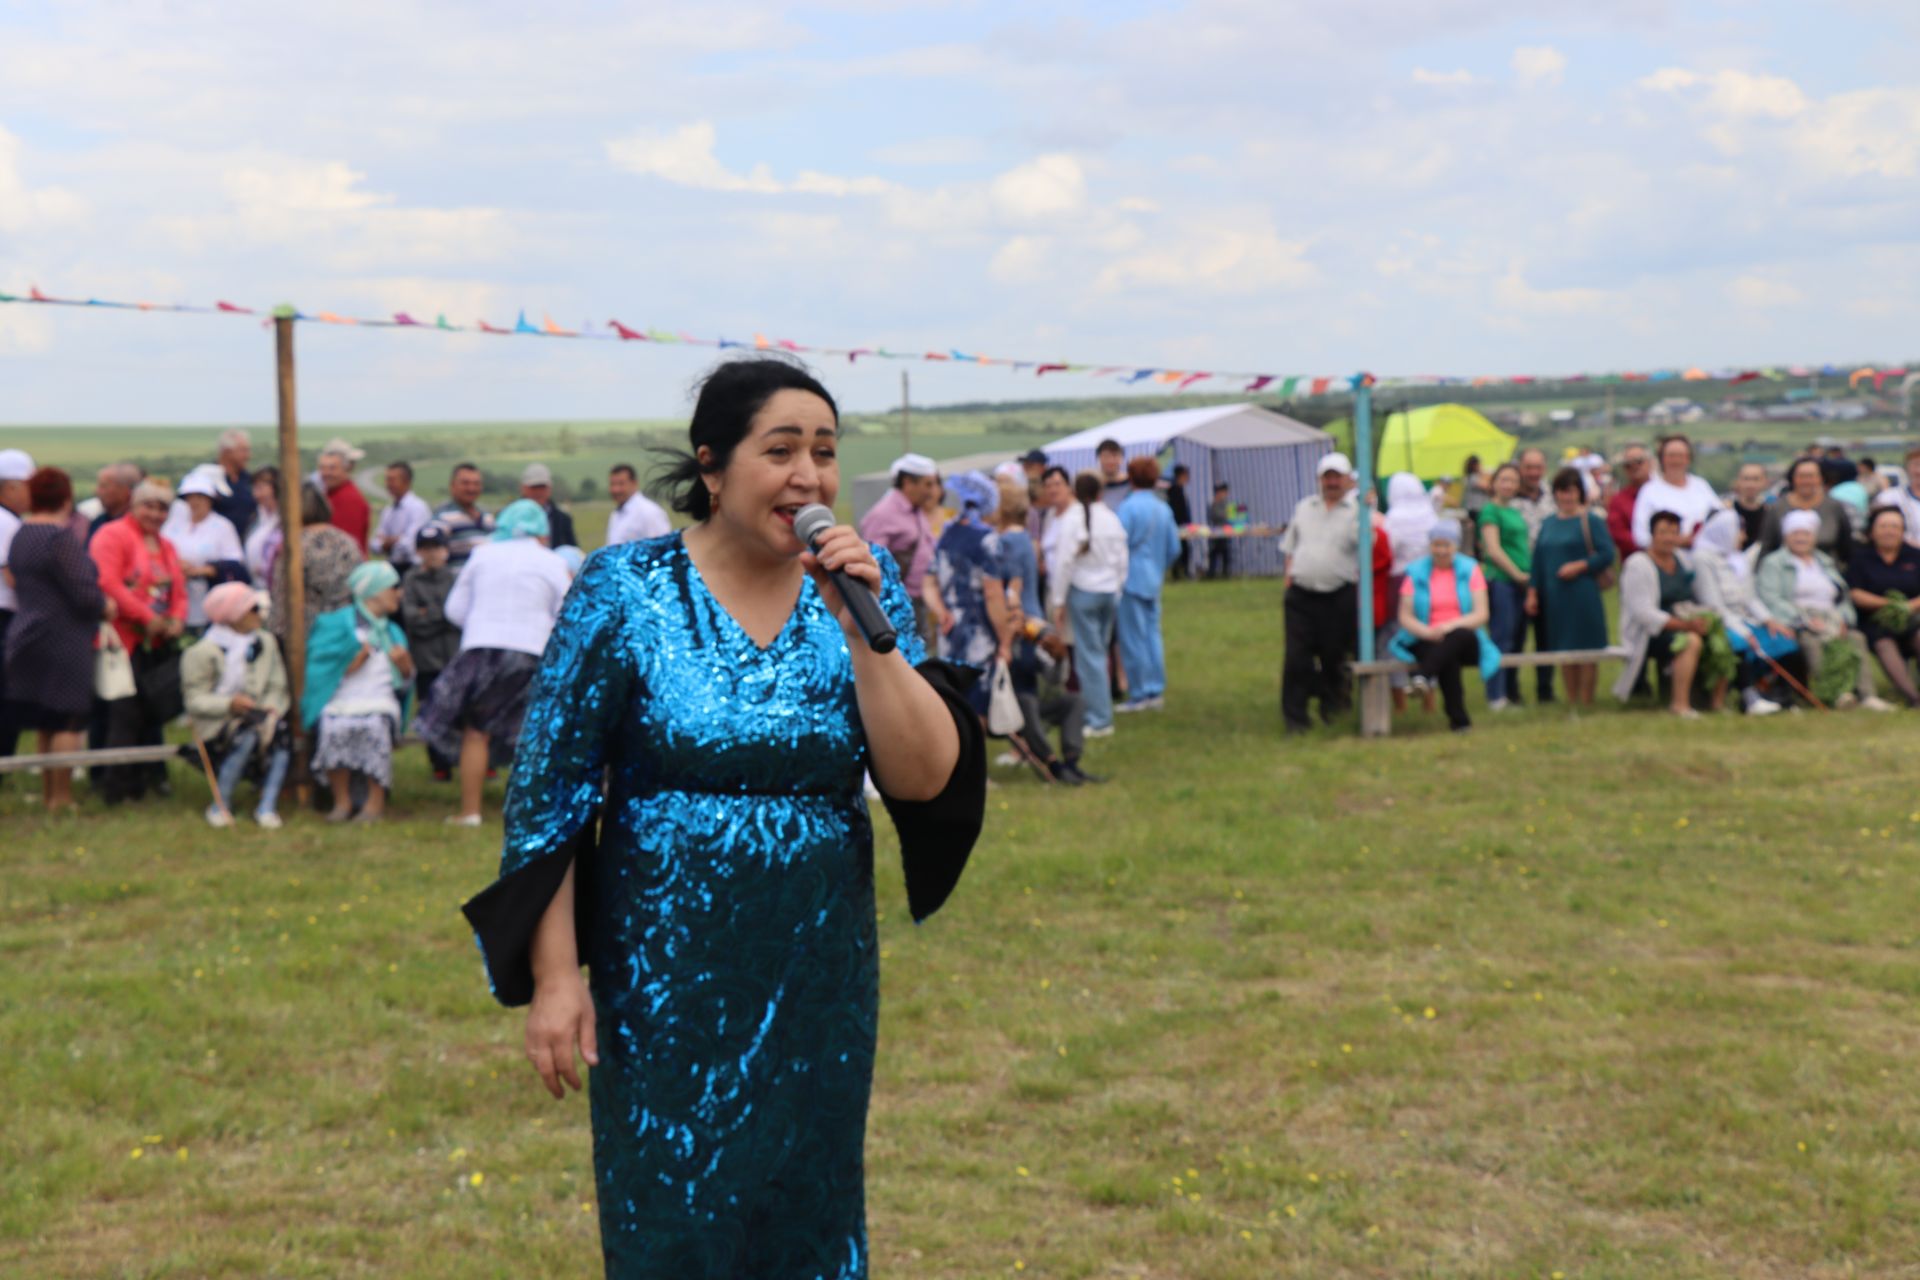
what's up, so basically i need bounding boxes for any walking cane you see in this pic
[192,732,232,821]
[1740,626,1827,711]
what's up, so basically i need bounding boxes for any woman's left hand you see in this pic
[799,524,882,639]
[1557,560,1586,580]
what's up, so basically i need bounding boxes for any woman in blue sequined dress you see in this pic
[463,360,986,1279]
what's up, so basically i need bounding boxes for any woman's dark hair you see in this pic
[1550,466,1584,497]
[27,467,73,513]
[1785,456,1824,490]
[1869,504,1906,532]
[1490,461,1521,488]
[253,464,281,505]
[1073,472,1101,557]
[1657,434,1693,466]
[1463,454,1482,476]
[655,358,838,521]
[1649,509,1682,533]
[300,481,333,527]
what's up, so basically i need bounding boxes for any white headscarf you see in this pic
[1382,472,1437,575]
[1781,508,1822,543]
[1695,508,1748,580]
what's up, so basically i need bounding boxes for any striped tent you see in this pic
[1040,404,1333,576]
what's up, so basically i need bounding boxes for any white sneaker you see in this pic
[444,813,484,828]
[1746,698,1782,717]
[1085,724,1115,739]
[993,752,1020,768]
[1113,700,1143,715]
[1487,697,1511,712]
[254,811,284,829]
[1836,692,1859,710]
[1861,694,1895,712]
[205,807,233,829]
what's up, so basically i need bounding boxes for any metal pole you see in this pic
[1354,374,1375,662]
[901,371,911,453]
[275,316,309,799]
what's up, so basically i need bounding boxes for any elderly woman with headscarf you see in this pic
[161,463,247,631]
[304,560,413,821]
[269,481,362,642]
[182,582,292,828]
[1388,518,1496,733]
[1690,508,1794,716]
[926,471,1010,714]
[1381,472,1438,712]
[1756,507,1889,710]
[421,497,572,825]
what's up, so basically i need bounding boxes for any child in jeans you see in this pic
[401,523,461,779]
[181,583,292,828]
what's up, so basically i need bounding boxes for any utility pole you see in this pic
[900,371,911,453]
[275,316,309,800]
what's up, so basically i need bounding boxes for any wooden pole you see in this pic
[275,316,309,800]
[1354,375,1375,663]
[900,371,911,453]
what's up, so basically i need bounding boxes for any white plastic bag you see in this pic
[94,624,136,701]
[985,660,1023,737]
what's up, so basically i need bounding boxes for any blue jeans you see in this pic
[1486,579,1528,703]
[1067,586,1119,729]
[1115,593,1166,701]
[213,727,290,818]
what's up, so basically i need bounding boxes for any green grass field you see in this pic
[5,578,1919,1278]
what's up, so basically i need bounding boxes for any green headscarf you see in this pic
[348,560,401,656]
[492,498,551,542]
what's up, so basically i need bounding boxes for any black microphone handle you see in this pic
[828,567,898,654]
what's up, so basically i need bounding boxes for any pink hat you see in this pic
[204,582,264,626]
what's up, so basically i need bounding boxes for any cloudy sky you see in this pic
[1,0,1916,424]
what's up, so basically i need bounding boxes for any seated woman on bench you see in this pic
[1389,519,1499,733]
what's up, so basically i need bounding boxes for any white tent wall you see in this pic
[1043,405,1332,578]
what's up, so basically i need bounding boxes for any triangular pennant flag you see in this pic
[755,333,770,349]
[1177,373,1211,390]
[515,311,540,334]
[1244,375,1274,393]
[216,300,252,314]
[647,329,678,343]
[317,312,354,325]
[609,320,646,341]
[1308,377,1330,395]
[1037,363,1069,376]
[848,348,873,363]
[719,338,745,349]
[394,312,422,326]
[478,319,509,334]
[924,352,950,361]
[29,285,50,301]
[436,314,454,330]
[542,314,573,336]
[778,339,803,352]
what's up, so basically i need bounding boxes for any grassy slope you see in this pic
[4,579,1919,1278]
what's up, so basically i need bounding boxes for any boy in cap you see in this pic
[401,523,461,779]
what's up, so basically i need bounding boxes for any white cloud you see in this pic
[989,236,1053,284]
[1639,67,1920,177]
[0,125,87,233]
[988,154,1086,221]
[606,121,891,196]
[1095,217,1316,295]
[1512,46,1567,88]
[1727,275,1802,309]
[1412,68,1478,88]
[1493,262,1615,317]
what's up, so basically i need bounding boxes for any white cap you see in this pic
[992,460,1026,483]
[889,452,938,479]
[0,449,34,481]
[178,463,232,499]
[1317,451,1355,478]
[521,462,553,487]
[318,436,367,463]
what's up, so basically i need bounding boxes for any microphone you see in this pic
[793,503,898,654]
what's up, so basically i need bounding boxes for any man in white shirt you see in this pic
[605,463,671,546]
[0,448,34,762]
[1279,452,1359,733]
[375,461,434,572]
[1876,444,1920,550]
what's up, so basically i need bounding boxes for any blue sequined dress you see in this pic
[462,533,984,1279]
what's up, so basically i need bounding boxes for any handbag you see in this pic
[94,624,136,701]
[136,642,186,724]
[985,659,1024,737]
[1581,512,1617,591]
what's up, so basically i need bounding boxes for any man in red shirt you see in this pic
[317,438,370,553]
[1605,442,1651,560]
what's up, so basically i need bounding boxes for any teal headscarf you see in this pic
[493,498,551,542]
[348,560,401,655]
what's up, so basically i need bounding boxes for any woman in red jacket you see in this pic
[90,479,188,802]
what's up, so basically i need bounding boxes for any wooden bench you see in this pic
[1352,646,1630,737]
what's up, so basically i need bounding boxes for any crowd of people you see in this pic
[1282,436,1920,733]
[8,418,1917,816]
[0,434,675,822]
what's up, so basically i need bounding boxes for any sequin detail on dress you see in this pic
[486,533,926,1279]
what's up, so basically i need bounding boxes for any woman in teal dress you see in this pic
[1527,466,1615,706]
[463,360,986,1278]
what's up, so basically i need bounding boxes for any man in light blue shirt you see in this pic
[1115,457,1183,712]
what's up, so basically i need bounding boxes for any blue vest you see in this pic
[1388,554,1502,682]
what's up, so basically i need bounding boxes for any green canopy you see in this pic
[1327,403,1517,484]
